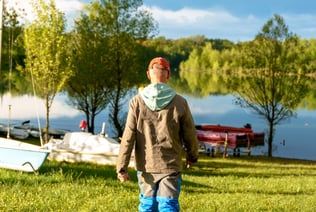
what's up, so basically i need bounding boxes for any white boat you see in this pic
[0,123,30,140]
[13,122,41,138]
[0,137,50,174]
[13,119,72,139]
[45,132,134,167]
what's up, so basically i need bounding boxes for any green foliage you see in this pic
[23,0,71,98]
[298,78,316,110]
[177,71,232,97]
[0,3,26,95]
[86,0,157,137]
[179,41,237,74]
[145,35,206,74]
[234,76,308,121]
[0,156,315,211]
[242,16,300,74]
[66,3,117,133]
[145,35,235,77]
[298,38,316,74]
[22,0,72,142]
[94,0,158,87]
[177,39,240,97]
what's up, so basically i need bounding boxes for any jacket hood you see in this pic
[140,83,176,111]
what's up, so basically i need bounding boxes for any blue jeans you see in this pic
[137,171,182,212]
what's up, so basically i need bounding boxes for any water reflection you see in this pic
[185,94,316,161]
[1,93,315,161]
[0,93,80,119]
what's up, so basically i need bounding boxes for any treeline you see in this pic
[1,10,315,95]
[143,36,235,75]
[2,32,316,94]
[145,35,316,76]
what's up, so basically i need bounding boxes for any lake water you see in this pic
[1,93,315,161]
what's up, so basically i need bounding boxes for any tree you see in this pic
[91,0,157,137]
[22,0,72,143]
[66,3,114,134]
[234,14,308,157]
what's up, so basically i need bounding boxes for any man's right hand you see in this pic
[117,172,130,182]
[186,159,193,168]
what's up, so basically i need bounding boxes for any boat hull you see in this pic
[0,138,50,172]
[195,124,265,155]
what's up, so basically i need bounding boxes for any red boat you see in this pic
[195,124,265,156]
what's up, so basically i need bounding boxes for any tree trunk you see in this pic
[268,121,274,157]
[112,53,124,138]
[113,86,123,137]
[45,94,49,144]
[90,112,95,134]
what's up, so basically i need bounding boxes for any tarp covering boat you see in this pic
[45,132,134,166]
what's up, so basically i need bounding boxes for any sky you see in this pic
[7,0,316,42]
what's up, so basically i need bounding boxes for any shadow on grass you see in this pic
[39,160,118,179]
[183,155,316,178]
[181,177,315,196]
[38,160,141,183]
[31,155,316,183]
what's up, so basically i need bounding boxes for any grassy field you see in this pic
[0,155,315,211]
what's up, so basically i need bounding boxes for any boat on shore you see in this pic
[0,137,50,174]
[2,120,71,139]
[44,131,134,167]
[195,124,265,156]
[0,123,30,140]
[0,120,69,173]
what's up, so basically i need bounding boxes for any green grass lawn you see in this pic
[0,155,315,211]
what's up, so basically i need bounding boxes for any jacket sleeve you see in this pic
[116,98,137,173]
[181,99,199,163]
